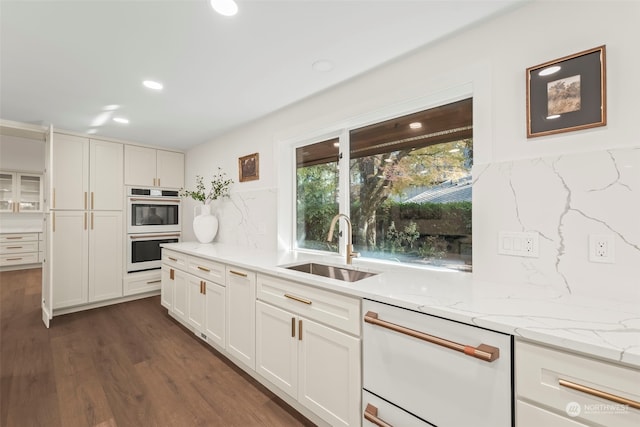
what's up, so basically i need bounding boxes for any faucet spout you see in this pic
[327,214,359,264]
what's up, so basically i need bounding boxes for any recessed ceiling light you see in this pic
[113,117,129,124]
[312,60,334,72]
[409,122,422,129]
[210,0,238,16]
[103,104,120,111]
[539,66,561,76]
[143,80,163,90]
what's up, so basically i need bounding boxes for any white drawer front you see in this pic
[0,233,39,243]
[257,273,360,336]
[517,400,588,427]
[162,248,187,270]
[516,340,640,427]
[363,299,512,427]
[0,241,39,254]
[124,273,162,296]
[363,391,430,427]
[188,256,225,284]
[0,252,39,266]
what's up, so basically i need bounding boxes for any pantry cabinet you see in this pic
[124,145,184,188]
[0,172,43,213]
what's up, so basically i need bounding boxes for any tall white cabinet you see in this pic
[48,133,124,310]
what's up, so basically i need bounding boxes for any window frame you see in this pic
[277,82,483,266]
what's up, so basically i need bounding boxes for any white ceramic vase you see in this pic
[193,203,218,243]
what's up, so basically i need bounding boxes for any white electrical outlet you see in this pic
[498,231,539,258]
[589,234,615,263]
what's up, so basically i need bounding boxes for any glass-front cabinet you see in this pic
[0,171,43,213]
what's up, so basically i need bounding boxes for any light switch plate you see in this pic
[498,231,539,258]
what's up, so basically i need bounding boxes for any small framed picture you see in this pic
[238,152,259,182]
[526,45,606,138]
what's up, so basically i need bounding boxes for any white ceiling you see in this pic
[1,0,524,151]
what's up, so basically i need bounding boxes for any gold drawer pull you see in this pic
[146,280,161,284]
[170,268,175,280]
[364,311,500,362]
[229,270,247,277]
[7,246,23,249]
[6,257,23,261]
[559,379,640,410]
[168,256,178,261]
[6,237,23,240]
[364,404,393,427]
[291,317,296,338]
[284,293,312,305]
[197,266,210,272]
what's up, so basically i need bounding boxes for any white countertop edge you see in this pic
[162,242,640,368]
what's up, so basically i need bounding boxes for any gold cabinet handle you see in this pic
[197,266,210,272]
[91,212,94,230]
[364,404,393,427]
[284,293,312,305]
[298,319,303,341]
[153,178,157,186]
[52,212,56,232]
[6,257,23,261]
[157,178,160,187]
[91,192,94,209]
[202,281,206,295]
[146,279,161,284]
[6,237,23,240]
[6,246,23,249]
[229,270,247,277]
[84,212,87,230]
[364,311,500,362]
[168,256,178,261]
[84,191,87,209]
[170,268,175,280]
[291,317,296,338]
[559,379,640,410]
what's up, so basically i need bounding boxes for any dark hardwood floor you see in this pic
[0,268,315,427]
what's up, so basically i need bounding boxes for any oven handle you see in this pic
[364,311,500,362]
[129,233,181,240]
[364,404,393,427]
[129,198,181,203]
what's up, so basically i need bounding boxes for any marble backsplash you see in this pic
[473,147,639,301]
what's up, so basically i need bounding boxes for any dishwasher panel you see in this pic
[363,299,513,427]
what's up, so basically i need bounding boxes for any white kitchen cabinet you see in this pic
[124,145,184,188]
[0,172,43,213]
[88,211,123,301]
[160,264,173,310]
[187,273,206,333]
[225,266,256,370]
[0,232,43,269]
[50,133,88,210]
[89,139,123,210]
[515,340,640,427]
[171,268,188,321]
[256,274,361,427]
[204,280,226,350]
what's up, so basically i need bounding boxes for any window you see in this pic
[295,98,473,272]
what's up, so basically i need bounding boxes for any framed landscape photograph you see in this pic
[526,45,606,138]
[238,152,259,182]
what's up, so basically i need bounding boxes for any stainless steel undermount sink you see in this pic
[284,262,377,282]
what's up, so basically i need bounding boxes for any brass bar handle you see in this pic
[157,178,160,187]
[291,317,296,338]
[229,270,247,277]
[6,258,23,261]
[364,311,500,362]
[84,192,87,210]
[146,280,161,284]
[5,237,23,240]
[285,293,312,305]
[53,188,56,209]
[202,281,206,295]
[559,379,640,410]
[7,246,23,249]
[197,266,210,272]
[364,404,393,427]
[53,212,56,232]
[129,233,180,239]
[298,319,303,341]
[170,268,175,280]
[129,198,181,203]
[91,192,94,209]
[153,178,156,186]
[84,212,87,230]
[91,212,94,230]
[168,256,178,261]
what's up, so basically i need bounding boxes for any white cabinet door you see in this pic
[225,266,256,370]
[124,145,156,187]
[161,264,174,310]
[298,317,361,427]
[52,133,88,210]
[51,211,88,308]
[88,211,123,302]
[187,274,205,333]
[171,268,188,321]
[0,172,15,212]
[0,172,43,213]
[256,301,298,399]
[517,400,588,427]
[205,281,226,349]
[90,139,123,210]
[156,150,184,189]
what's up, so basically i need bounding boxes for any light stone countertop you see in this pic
[163,241,640,368]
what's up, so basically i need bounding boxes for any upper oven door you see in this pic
[127,197,181,233]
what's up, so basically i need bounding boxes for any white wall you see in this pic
[185,0,639,301]
[0,134,45,172]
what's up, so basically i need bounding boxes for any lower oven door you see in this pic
[127,233,180,273]
[362,299,513,427]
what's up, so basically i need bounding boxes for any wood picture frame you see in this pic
[526,45,606,138]
[238,152,259,182]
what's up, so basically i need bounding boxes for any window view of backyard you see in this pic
[296,98,473,271]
